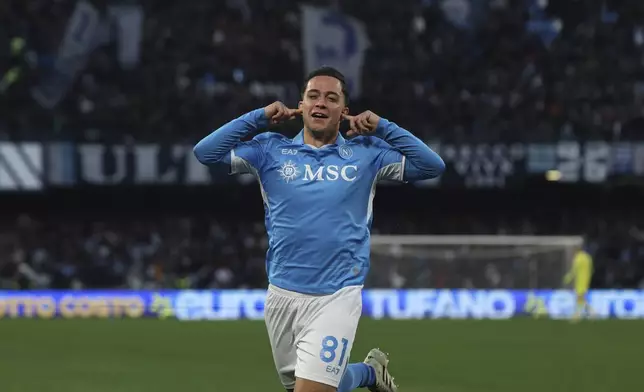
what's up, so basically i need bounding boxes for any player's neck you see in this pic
[303,128,339,148]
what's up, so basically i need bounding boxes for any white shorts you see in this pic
[264,284,363,389]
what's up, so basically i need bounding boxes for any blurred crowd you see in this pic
[1,0,644,142]
[1,0,644,291]
[1,208,643,290]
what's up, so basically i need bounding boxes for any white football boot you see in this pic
[364,348,398,392]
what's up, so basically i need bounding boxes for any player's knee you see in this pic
[294,378,337,392]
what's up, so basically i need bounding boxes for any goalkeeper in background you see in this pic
[564,244,594,321]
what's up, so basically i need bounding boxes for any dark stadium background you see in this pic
[1,1,643,391]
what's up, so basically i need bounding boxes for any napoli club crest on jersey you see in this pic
[339,145,353,159]
[278,160,300,183]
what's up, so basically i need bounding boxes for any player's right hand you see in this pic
[264,101,302,124]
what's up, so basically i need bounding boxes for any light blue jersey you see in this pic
[194,108,444,294]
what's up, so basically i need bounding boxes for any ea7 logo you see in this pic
[281,149,298,155]
[303,164,358,182]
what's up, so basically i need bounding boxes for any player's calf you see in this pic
[294,360,376,392]
[294,377,337,392]
[337,362,375,392]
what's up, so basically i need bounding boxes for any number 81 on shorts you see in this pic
[320,336,349,376]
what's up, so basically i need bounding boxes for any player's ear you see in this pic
[342,106,349,115]
[298,101,303,110]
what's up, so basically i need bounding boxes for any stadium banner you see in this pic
[41,141,644,188]
[0,142,44,191]
[1,289,643,320]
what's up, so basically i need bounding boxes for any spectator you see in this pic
[0,0,642,142]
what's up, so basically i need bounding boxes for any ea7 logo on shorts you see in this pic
[303,164,358,182]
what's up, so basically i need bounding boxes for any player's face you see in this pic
[299,76,348,135]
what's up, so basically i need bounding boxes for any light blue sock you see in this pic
[338,363,376,392]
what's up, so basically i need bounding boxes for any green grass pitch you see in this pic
[0,318,642,392]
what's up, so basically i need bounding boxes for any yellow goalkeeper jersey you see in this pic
[564,250,593,286]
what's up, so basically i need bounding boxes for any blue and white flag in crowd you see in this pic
[440,0,474,30]
[525,0,562,48]
[32,0,143,109]
[31,0,101,109]
[301,5,370,99]
[527,19,562,48]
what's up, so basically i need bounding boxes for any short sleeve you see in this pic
[375,146,405,182]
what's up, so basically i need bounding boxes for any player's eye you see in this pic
[328,96,338,102]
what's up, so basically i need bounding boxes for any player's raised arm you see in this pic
[193,102,301,168]
[343,111,445,182]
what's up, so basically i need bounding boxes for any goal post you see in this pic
[368,235,584,290]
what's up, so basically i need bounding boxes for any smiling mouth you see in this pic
[311,113,329,119]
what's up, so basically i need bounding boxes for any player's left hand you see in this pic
[342,111,381,137]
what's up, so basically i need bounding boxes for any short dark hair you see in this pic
[301,66,350,106]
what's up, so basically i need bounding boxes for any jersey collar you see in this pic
[293,130,346,146]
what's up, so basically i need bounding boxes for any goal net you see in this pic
[368,235,583,289]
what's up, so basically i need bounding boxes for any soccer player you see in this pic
[193,66,445,392]
[563,244,594,321]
